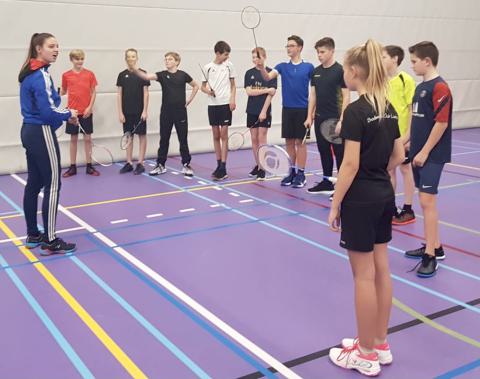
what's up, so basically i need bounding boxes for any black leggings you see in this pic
[314,116,344,177]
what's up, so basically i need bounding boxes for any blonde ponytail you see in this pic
[344,39,389,118]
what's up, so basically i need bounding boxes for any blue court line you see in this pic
[85,234,277,379]
[0,210,21,217]
[435,359,480,379]
[69,256,211,379]
[154,164,480,315]
[0,253,94,378]
[0,191,210,378]
[0,186,275,378]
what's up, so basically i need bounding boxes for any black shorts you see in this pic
[412,162,444,194]
[66,114,93,135]
[282,107,308,139]
[247,113,272,128]
[123,114,147,135]
[340,198,395,252]
[208,104,232,127]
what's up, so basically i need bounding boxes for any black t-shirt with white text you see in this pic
[155,70,193,109]
[310,62,346,119]
[340,95,400,204]
[244,67,277,115]
[116,69,150,115]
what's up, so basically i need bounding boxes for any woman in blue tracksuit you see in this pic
[19,33,78,255]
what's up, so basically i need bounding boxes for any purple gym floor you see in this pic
[0,128,479,379]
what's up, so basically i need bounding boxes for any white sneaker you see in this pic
[342,338,393,365]
[149,164,166,176]
[182,164,194,177]
[329,343,381,377]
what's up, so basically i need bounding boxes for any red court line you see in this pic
[251,183,480,259]
[172,156,480,258]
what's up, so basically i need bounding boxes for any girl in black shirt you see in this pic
[327,39,404,376]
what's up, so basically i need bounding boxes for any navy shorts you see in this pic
[123,114,147,135]
[247,113,272,128]
[208,104,232,127]
[66,114,93,135]
[340,198,395,253]
[412,162,445,194]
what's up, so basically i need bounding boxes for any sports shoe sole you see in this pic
[25,242,44,249]
[405,253,446,261]
[307,189,334,195]
[417,269,438,278]
[40,247,77,256]
[392,218,416,225]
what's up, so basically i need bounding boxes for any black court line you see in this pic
[236,297,480,379]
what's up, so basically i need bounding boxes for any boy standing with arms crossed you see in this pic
[201,41,237,181]
[405,41,451,277]
[61,49,99,177]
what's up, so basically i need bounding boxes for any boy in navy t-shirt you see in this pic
[244,47,277,180]
[405,41,452,278]
[257,35,314,188]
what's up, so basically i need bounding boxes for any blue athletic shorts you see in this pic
[412,162,445,194]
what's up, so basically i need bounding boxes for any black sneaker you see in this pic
[256,169,266,181]
[40,238,76,256]
[133,163,145,175]
[211,166,220,178]
[119,162,133,174]
[86,165,100,176]
[249,165,259,177]
[405,244,446,260]
[213,167,228,181]
[62,165,77,178]
[280,168,296,186]
[25,234,47,249]
[307,179,334,194]
[413,254,438,278]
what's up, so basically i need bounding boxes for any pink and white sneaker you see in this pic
[342,337,393,365]
[329,342,381,376]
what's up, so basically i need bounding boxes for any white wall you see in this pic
[1,0,479,174]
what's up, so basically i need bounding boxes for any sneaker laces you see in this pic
[336,342,358,363]
[408,253,430,273]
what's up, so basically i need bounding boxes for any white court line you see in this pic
[110,219,128,224]
[229,193,241,198]
[239,199,254,204]
[213,186,223,191]
[447,162,480,171]
[184,176,193,180]
[179,208,195,213]
[146,213,164,218]
[171,171,179,175]
[10,173,300,379]
[0,226,85,244]
[197,181,207,185]
[148,162,156,167]
[209,204,222,208]
[452,150,480,156]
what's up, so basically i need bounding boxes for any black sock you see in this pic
[220,161,226,169]
[298,168,304,173]
[435,245,443,253]
[217,159,221,168]
[403,204,412,212]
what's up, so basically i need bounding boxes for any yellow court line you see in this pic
[0,219,147,378]
[0,176,283,217]
[393,298,480,349]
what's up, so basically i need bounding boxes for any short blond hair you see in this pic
[69,49,85,60]
[124,48,138,59]
[165,51,181,64]
[251,47,266,58]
